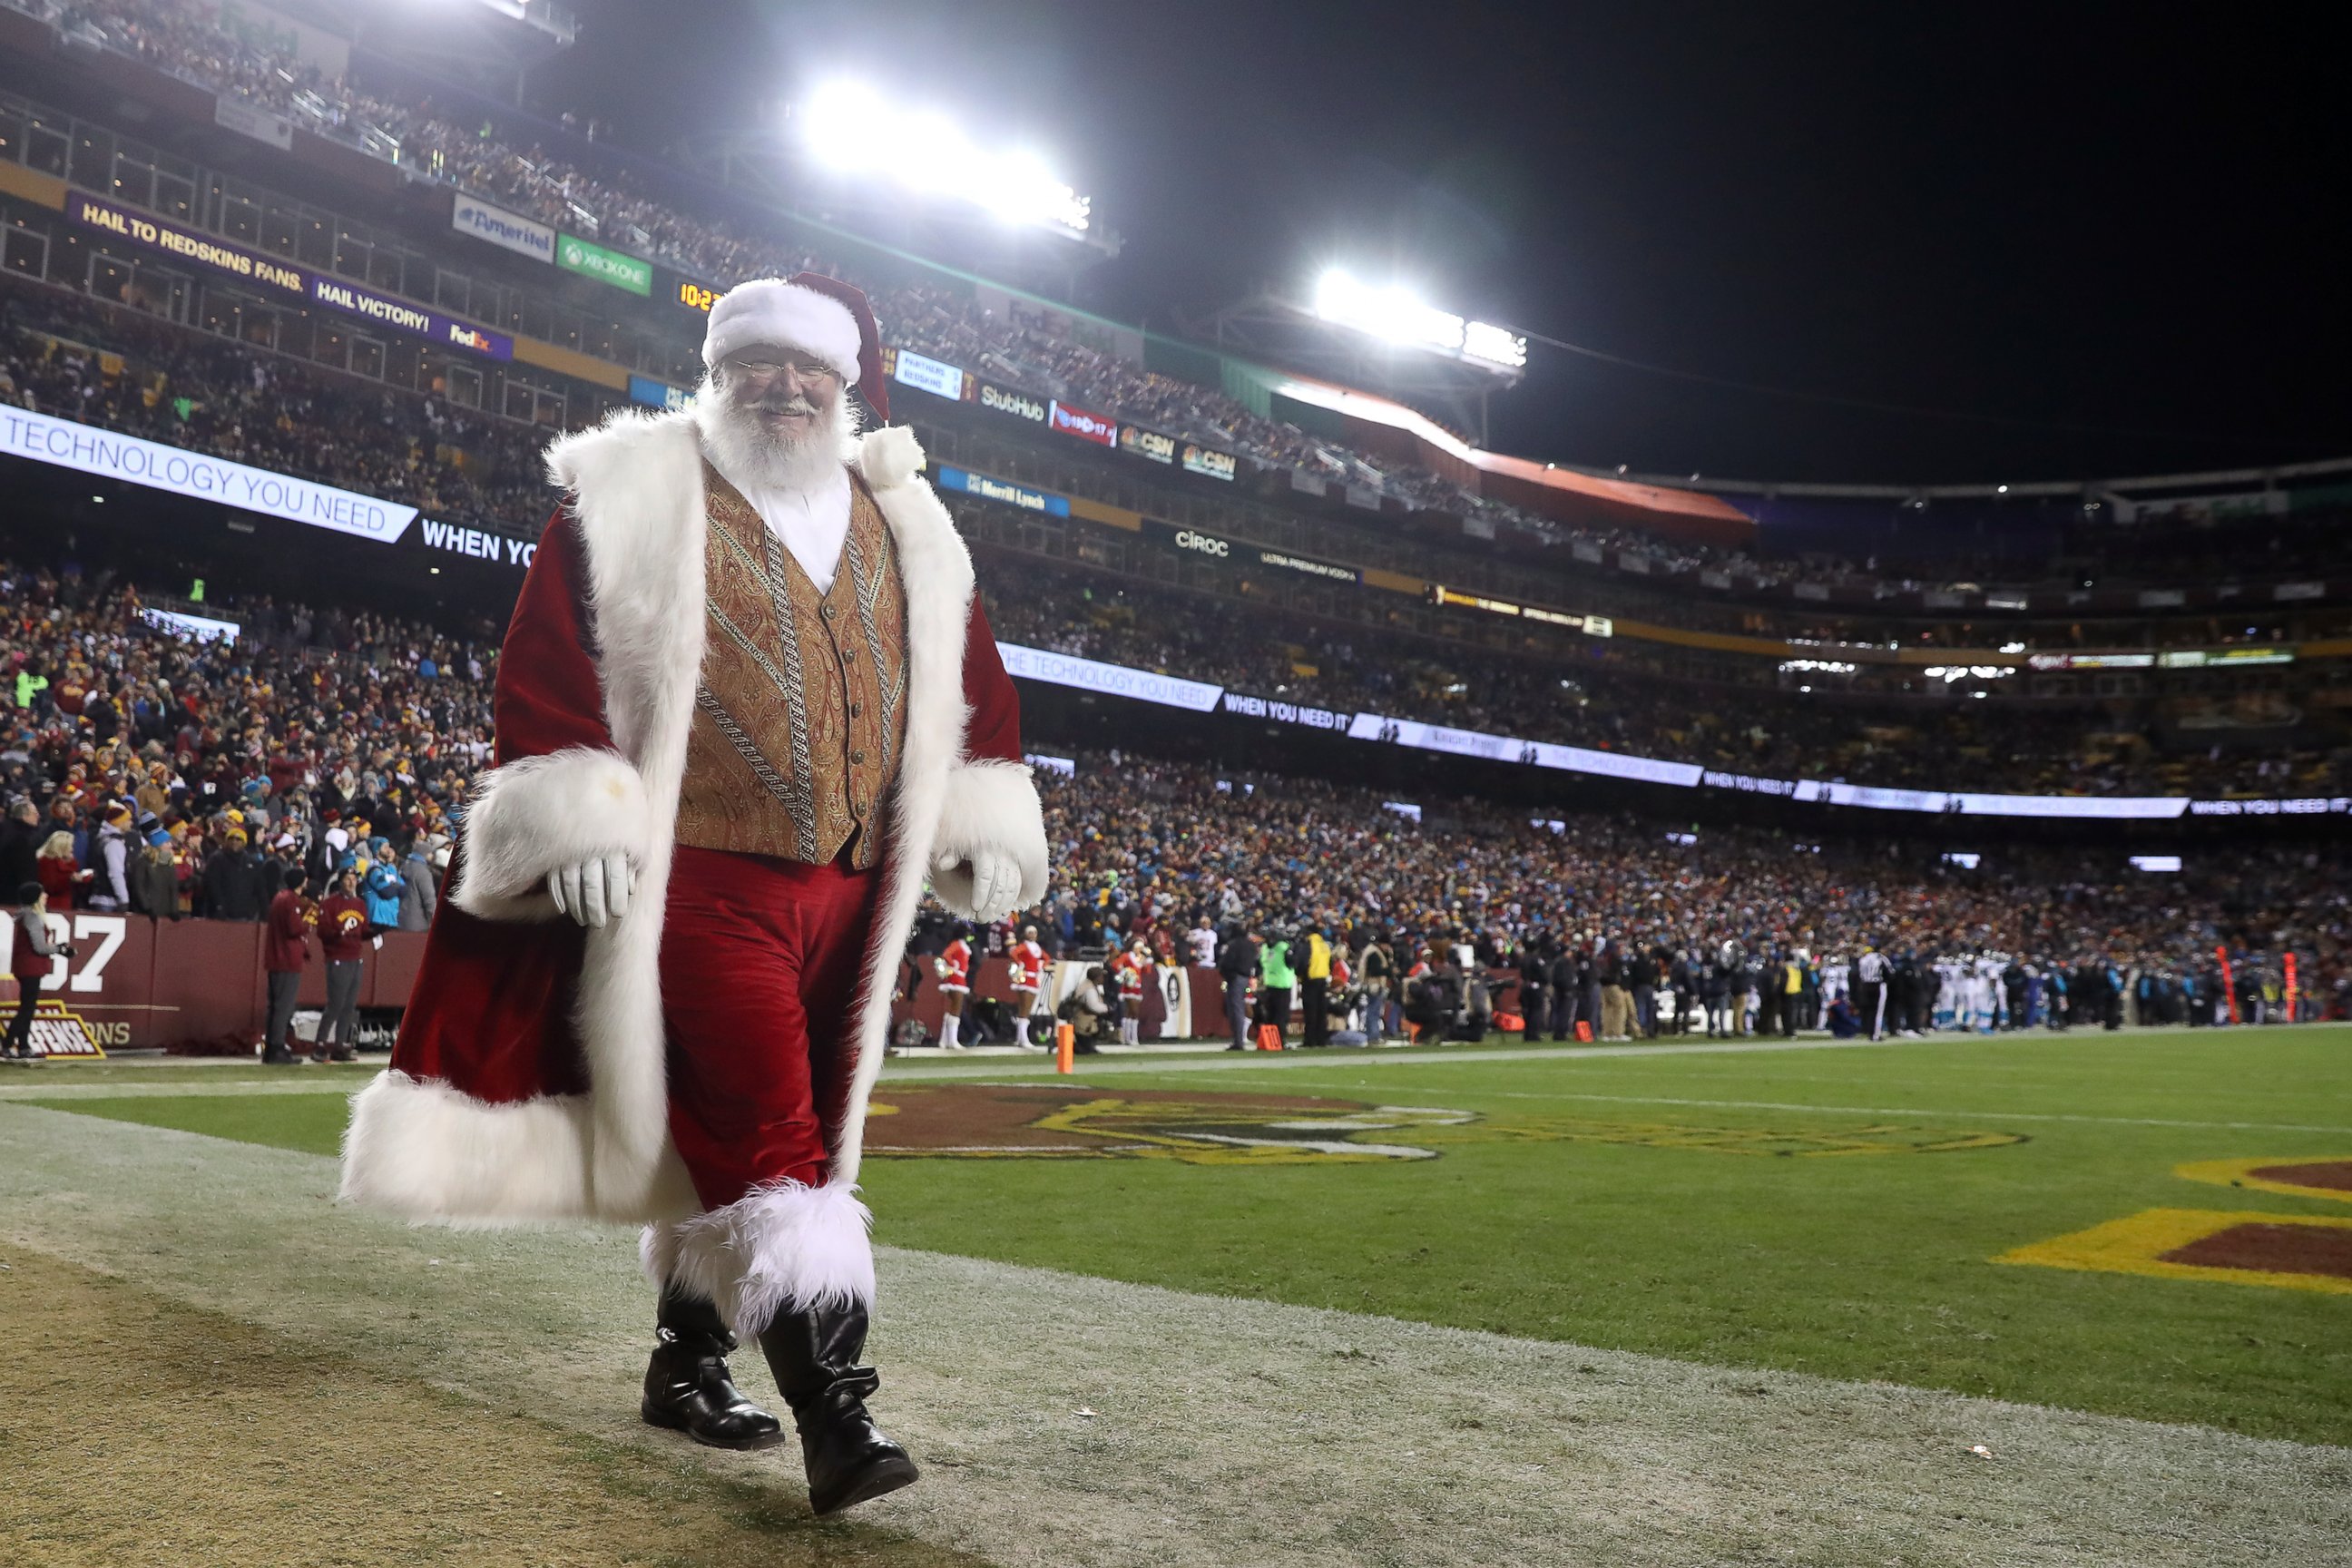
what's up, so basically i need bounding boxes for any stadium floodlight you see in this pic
[1312,268,1527,371]
[801,81,1092,235]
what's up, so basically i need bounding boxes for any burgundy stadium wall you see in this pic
[0,920,1256,1050]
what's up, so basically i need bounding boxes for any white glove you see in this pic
[934,848,1024,924]
[547,853,636,927]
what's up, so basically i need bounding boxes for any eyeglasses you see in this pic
[725,354,839,383]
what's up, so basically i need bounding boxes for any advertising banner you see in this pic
[1154,522,1232,561]
[0,406,416,543]
[1219,691,1351,731]
[2188,797,2347,817]
[934,465,1069,516]
[1119,424,1177,465]
[1432,584,1602,633]
[1142,518,1358,583]
[213,95,293,151]
[627,374,691,411]
[556,232,652,296]
[451,194,556,264]
[310,274,514,360]
[1255,546,1359,584]
[1348,712,1705,788]
[70,188,305,291]
[977,379,1048,425]
[417,518,536,570]
[2159,648,2296,669]
[2027,652,2154,671]
[995,642,1223,711]
[139,607,240,644]
[1695,769,2190,819]
[1181,443,1238,482]
[889,348,967,401]
[1047,399,1117,446]
[71,191,512,359]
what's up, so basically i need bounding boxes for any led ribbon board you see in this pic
[1,407,417,544]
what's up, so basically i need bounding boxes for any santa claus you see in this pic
[338,273,1046,1514]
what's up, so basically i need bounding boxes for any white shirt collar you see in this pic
[707,451,854,595]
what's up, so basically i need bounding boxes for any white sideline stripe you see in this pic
[0,1077,373,1101]
[0,1103,2345,1567]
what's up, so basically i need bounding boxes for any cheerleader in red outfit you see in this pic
[934,926,973,1050]
[1007,925,1049,1047]
[1112,936,1151,1046]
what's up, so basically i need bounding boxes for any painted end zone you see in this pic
[861,1084,2026,1166]
[1994,1208,2352,1295]
[2174,1155,2352,1204]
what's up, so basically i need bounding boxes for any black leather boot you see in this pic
[757,1299,919,1514]
[641,1288,786,1450]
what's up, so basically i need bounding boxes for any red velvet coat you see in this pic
[340,418,1047,1226]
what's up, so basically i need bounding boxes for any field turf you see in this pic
[19,1026,2351,1446]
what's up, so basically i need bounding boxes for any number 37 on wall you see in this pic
[3,914,126,993]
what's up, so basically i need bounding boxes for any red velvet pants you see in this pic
[659,844,880,1210]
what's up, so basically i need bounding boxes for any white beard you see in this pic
[692,384,852,492]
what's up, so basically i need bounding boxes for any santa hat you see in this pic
[701,273,888,421]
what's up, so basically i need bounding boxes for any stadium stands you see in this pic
[5,547,2340,1018]
[0,0,2345,1033]
[5,276,2344,802]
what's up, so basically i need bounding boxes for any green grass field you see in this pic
[21,1026,2352,1446]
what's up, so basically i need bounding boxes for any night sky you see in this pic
[533,2,2347,486]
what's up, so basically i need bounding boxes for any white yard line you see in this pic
[0,1102,2342,1567]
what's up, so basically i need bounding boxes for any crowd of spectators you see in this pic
[0,556,491,924]
[1002,750,2350,1028]
[3,548,2343,1037]
[36,0,2346,603]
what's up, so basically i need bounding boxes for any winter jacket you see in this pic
[202,849,271,921]
[395,851,437,932]
[262,890,312,974]
[91,826,132,910]
[12,903,64,981]
[129,849,178,919]
[36,856,80,910]
[361,861,405,929]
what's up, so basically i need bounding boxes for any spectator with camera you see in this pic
[6,878,74,1063]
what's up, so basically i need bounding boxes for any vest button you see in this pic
[851,749,866,764]
[848,702,861,718]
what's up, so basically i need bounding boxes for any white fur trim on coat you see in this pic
[702,279,860,380]
[338,1070,593,1221]
[642,1181,876,1340]
[448,748,651,921]
[927,760,1048,918]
